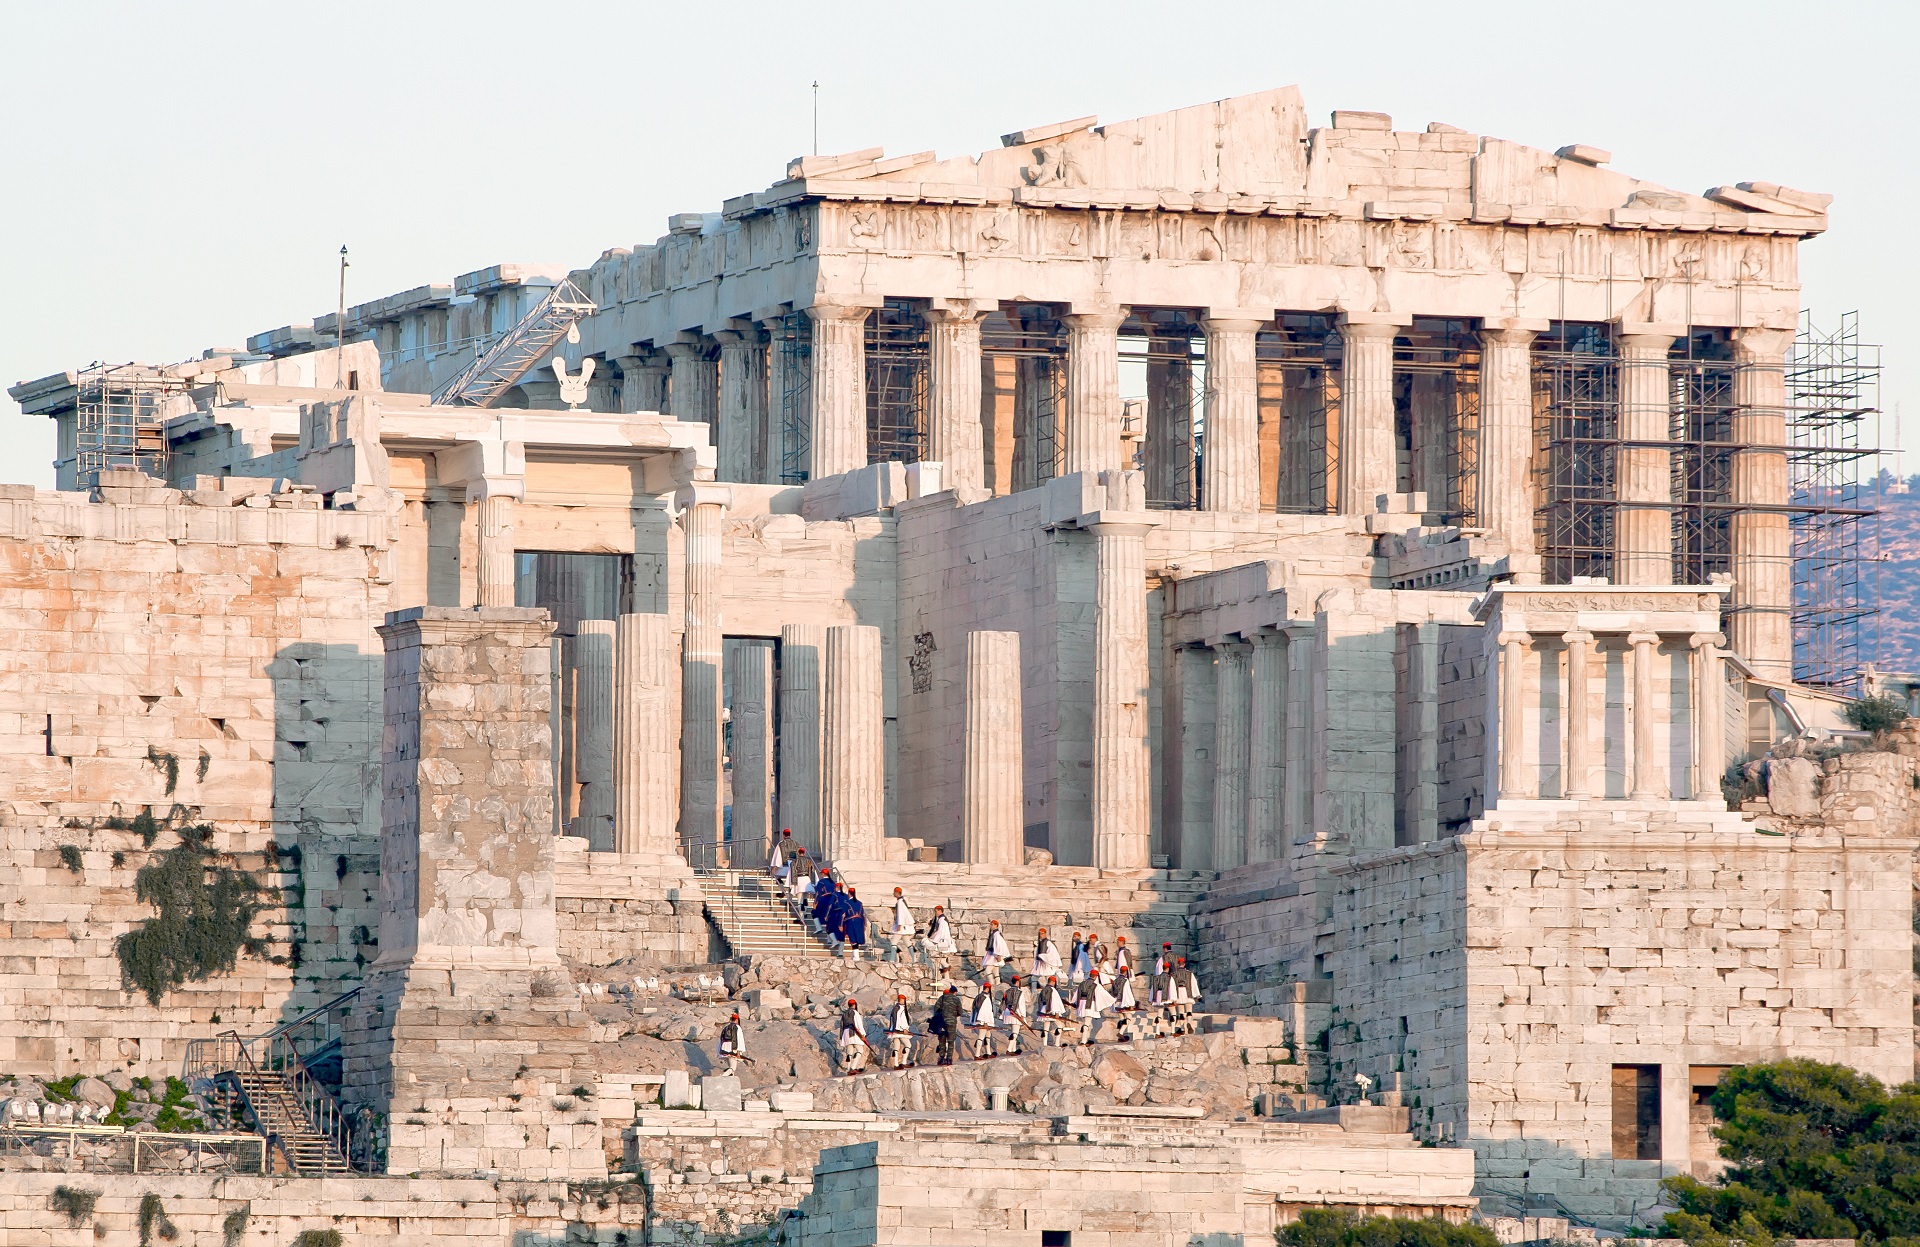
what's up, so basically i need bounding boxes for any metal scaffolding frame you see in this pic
[1120,310,1204,510]
[1394,317,1482,524]
[774,312,812,484]
[1257,314,1340,514]
[429,277,596,408]
[981,307,1068,491]
[865,300,930,466]
[74,364,186,486]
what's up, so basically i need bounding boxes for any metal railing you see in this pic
[181,987,364,1172]
[0,1125,267,1175]
[430,277,597,407]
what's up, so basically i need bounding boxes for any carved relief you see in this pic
[1390,221,1431,270]
[978,212,1014,254]
[847,208,883,249]
[1021,145,1085,188]
[1047,215,1086,255]
[1118,215,1154,261]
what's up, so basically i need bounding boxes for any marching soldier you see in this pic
[884,993,915,1069]
[1001,977,1036,1055]
[1169,956,1202,1035]
[981,919,1010,975]
[1036,975,1069,1047]
[718,1013,748,1076]
[924,905,957,976]
[964,980,999,1058]
[836,998,871,1074]
[1032,927,1062,978]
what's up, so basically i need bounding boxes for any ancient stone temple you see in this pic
[0,87,1910,1242]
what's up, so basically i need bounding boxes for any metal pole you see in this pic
[812,81,818,156]
[336,245,350,387]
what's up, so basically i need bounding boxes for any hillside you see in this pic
[1871,491,1920,672]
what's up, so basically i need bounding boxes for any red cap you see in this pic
[897,993,906,1000]
[1117,936,1126,943]
[847,998,857,1006]
[730,1013,740,1020]
[1162,942,1172,949]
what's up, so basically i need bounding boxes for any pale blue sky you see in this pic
[2,1,1911,484]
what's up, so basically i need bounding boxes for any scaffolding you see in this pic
[1394,317,1481,524]
[1121,311,1204,510]
[981,307,1068,490]
[1531,315,1881,690]
[1257,314,1340,513]
[866,300,930,465]
[1788,311,1881,691]
[74,364,186,487]
[774,312,812,484]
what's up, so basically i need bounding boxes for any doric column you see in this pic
[617,351,669,414]
[822,623,885,861]
[1090,514,1154,869]
[1498,632,1530,802]
[807,302,872,478]
[1175,645,1217,870]
[963,630,1023,864]
[1629,631,1663,799]
[1063,310,1125,478]
[614,612,679,855]
[761,315,805,483]
[1563,631,1594,799]
[1282,623,1314,855]
[676,484,728,861]
[1211,639,1252,869]
[574,619,616,851]
[1337,317,1403,514]
[777,623,826,848]
[1477,322,1545,554]
[1691,632,1726,802]
[715,329,764,484]
[1247,629,1287,864]
[1730,327,1795,679]
[729,642,774,867]
[666,338,718,426]
[1144,329,1194,506]
[1614,327,1679,585]
[472,478,521,608]
[1400,621,1440,844]
[1202,313,1266,514]
[928,303,986,495]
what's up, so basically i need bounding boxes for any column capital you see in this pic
[1561,629,1594,646]
[805,300,879,324]
[1730,326,1795,364]
[1495,631,1531,650]
[664,336,714,360]
[1614,321,1685,348]
[1082,516,1160,539]
[1201,308,1272,331]
[927,298,991,322]
[1626,630,1661,648]
[465,474,524,503]
[1063,308,1127,331]
[1688,631,1727,650]
[1214,635,1253,654]
[674,483,733,512]
[1338,312,1411,335]
[1484,318,1551,339]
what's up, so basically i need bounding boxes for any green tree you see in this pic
[1661,1059,1920,1245]
[1843,693,1909,735]
[1280,1209,1498,1247]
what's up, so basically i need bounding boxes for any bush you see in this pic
[50,1185,99,1227]
[114,832,262,1004]
[293,1231,343,1247]
[1843,693,1909,734]
[1660,1058,1920,1245]
[1279,1209,1498,1247]
[57,843,84,874]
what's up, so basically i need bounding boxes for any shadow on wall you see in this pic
[266,641,384,1025]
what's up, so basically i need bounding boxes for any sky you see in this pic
[1,1,1913,486]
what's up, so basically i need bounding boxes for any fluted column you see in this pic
[1477,323,1544,554]
[666,339,718,427]
[963,630,1023,864]
[1063,310,1125,478]
[1563,631,1594,799]
[729,642,774,866]
[1175,645,1217,870]
[1090,515,1154,869]
[928,304,985,495]
[716,330,762,483]
[615,612,679,854]
[574,619,616,850]
[807,302,871,478]
[677,485,729,861]
[822,623,884,861]
[1730,327,1795,679]
[473,479,520,607]
[777,623,826,848]
[617,351,669,414]
[1691,632,1726,802]
[1498,632,1529,802]
[1247,628,1287,863]
[1615,328,1679,585]
[1202,314,1265,513]
[1629,631,1662,799]
[1211,639,1252,869]
[1337,318,1402,514]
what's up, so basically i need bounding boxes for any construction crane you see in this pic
[430,276,597,407]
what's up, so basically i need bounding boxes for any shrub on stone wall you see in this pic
[1278,1209,1499,1247]
[1659,1058,1920,1246]
[114,828,263,1004]
[1843,693,1910,735]
[50,1185,99,1227]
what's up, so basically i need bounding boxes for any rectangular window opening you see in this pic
[1041,1233,1072,1247]
[1611,1063,1661,1160]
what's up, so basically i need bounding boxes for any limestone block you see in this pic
[662,1069,695,1109]
[1767,757,1819,818]
[701,1075,744,1112]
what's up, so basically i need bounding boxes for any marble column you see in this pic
[1498,632,1529,802]
[1614,327,1679,585]
[614,612,679,855]
[1090,515,1154,870]
[1477,323,1543,554]
[1400,621,1439,844]
[1211,640,1252,869]
[716,330,763,484]
[928,303,986,495]
[677,485,729,861]
[1063,310,1125,478]
[822,623,884,861]
[1691,632,1726,801]
[1563,630,1594,799]
[666,339,718,427]
[777,623,826,849]
[1629,631,1662,799]
[1247,628,1287,863]
[617,351,669,414]
[729,642,774,867]
[1144,330,1193,506]
[762,315,805,483]
[1730,327,1795,679]
[962,630,1023,865]
[1175,645,1216,870]
[1202,314,1265,514]
[1337,318,1402,515]
[807,302,872,479]
[573,620,616,851]
[1281,624,1314,856]
[473,480,520,608]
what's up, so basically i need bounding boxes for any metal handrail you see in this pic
[228,1033,350,1172]
[181,987,364,1172]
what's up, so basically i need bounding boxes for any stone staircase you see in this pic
[227,1069,352,1174]
[699,871,836,960]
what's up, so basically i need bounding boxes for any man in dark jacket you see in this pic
[931,984,963,1065]
[839,888,867,950]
